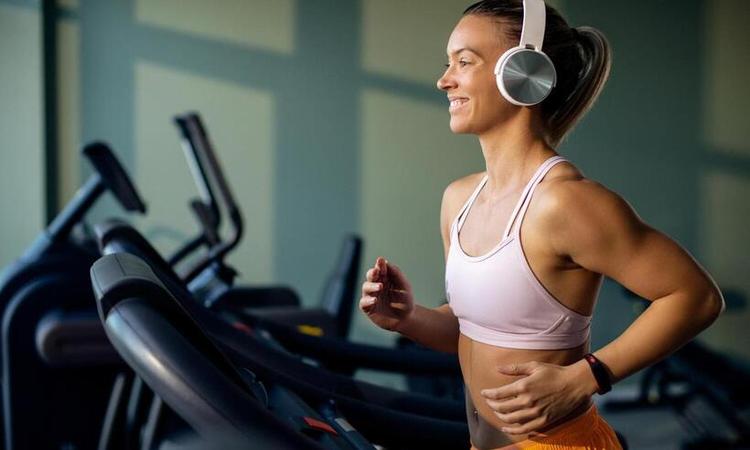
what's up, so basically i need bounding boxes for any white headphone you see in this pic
[494,0,557,106]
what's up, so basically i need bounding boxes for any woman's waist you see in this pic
[465,385,594,446]
[459,334,589,443]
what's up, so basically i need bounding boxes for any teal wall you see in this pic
[0,1,44,268]
[1,0,748,387]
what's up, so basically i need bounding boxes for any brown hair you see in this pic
[463,0,612,147]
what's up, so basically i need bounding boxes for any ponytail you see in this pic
[543,26,612,147]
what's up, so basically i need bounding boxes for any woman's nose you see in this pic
[437,68,456,91]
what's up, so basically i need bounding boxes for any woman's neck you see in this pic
[477,113,556,197]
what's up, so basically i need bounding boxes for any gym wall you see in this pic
[0,0,748,385]
[0,3,44,268]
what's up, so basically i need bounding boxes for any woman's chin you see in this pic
[449,119,473,134]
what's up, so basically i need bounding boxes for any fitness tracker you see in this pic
[583,353,612,395]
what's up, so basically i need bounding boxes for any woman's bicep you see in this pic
[552,182,720,303]
[578,223,714,302]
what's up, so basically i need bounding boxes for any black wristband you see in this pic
[583,353,612,395]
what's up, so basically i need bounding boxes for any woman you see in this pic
[359,1,725,449]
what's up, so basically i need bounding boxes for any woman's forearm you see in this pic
[396,303,460,353]
[589,286,724,389]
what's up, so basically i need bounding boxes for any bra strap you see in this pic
[507,156,567,238]
[499,162,549,240]
[454,175,489,233]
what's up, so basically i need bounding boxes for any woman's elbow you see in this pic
[700,287,725,327]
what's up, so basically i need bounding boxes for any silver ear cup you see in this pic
[497,48,557,106]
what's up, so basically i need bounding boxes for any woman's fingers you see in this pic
[376,257,388,277]
[362,281,382,295]
[492,406,540,425]
[485,396,529,414]
[481,382,523,401]
[366,264,383,281]
[359,295,377,312]
[386,262,412,291]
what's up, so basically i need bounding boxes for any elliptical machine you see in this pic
[0,142,146,450]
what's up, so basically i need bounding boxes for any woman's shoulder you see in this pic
[441,171,485,213]
[533,162,635,234]
[538,161,619,207]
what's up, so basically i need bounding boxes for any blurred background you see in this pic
[0,1,748,445]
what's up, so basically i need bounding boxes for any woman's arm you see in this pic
[396,304,460,353]
[481,178,724,434]
[547,179,724,387]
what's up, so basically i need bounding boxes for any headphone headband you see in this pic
[494,0,556,106]
[519,0,546,50]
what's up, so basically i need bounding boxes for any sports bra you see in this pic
[445,156,594,350]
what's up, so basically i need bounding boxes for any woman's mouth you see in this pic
[449,97,469,112]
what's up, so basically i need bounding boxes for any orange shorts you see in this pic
[469,403,623,450]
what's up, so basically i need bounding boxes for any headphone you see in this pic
[494,0,557,106]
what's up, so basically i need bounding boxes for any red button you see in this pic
[302,417,338,435]
[232,322,254,335]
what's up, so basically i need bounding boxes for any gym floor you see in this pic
[596,381,749,450]
[597,385,683,450]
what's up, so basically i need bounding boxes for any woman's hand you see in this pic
[480,361,596,435]
[359,257,415,332]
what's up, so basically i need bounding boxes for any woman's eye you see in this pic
[444,60,470,69]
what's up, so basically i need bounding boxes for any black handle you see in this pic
[47,142,145,243]
[83,142,146,214]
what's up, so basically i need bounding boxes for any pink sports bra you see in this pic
[445,156,594,350]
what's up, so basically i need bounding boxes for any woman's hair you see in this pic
[463,0,611,147]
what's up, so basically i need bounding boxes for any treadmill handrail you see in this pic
[174,116,221,231]
[246,314,461,376]
[90,252,469,449]
[175,113,244,283]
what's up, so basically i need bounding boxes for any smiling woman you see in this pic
[437,2,609,148]
[360,1,724,449]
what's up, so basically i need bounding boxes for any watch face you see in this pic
[502,49,557,105]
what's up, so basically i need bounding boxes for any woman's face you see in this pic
[437,14,514,135]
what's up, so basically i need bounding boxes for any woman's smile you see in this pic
[449,97,470,112]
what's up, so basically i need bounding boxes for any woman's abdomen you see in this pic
[458,334,590,444]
